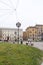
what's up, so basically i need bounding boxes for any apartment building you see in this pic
[23,24,43,41]
[26,26,37,41]
[23,31,27,40]
[36,25,43,40]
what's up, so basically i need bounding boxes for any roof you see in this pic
[26,26,36,30]
[0,27,23,31]
[36,24,43,26]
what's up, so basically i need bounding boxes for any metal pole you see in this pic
[18,27,19,44]
[15,32,16,41]
[16,22,21,44]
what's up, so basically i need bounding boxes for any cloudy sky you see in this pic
[0,0,43,31]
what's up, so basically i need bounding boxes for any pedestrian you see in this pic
[21,39,23,44]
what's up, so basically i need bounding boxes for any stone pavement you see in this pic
[33,42,43,50]
[23,41,43,50]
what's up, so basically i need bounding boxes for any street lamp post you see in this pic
[16,22,21,44]
[15,32,16,41]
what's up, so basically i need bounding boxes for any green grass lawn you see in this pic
[0,42,43,65]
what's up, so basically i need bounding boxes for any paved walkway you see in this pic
[41,62,43,65]
[33,42,43,50]
[23,41,43,50]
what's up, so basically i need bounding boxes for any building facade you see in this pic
[36,25,43,41]
[23,24,43,41]
[23,31,27,40]
[0,28,23,41]
[26,27,37,41]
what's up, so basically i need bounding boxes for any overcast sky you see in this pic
[0,0,43,31]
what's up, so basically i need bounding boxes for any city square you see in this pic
[0,0,43,65]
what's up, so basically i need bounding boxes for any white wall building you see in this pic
[0,28,23,41]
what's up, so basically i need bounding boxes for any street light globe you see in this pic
[16,22,21,27]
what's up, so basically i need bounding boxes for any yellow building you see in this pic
[23,24,43,41]
[23,31,27,40]
[26,26,37,41]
